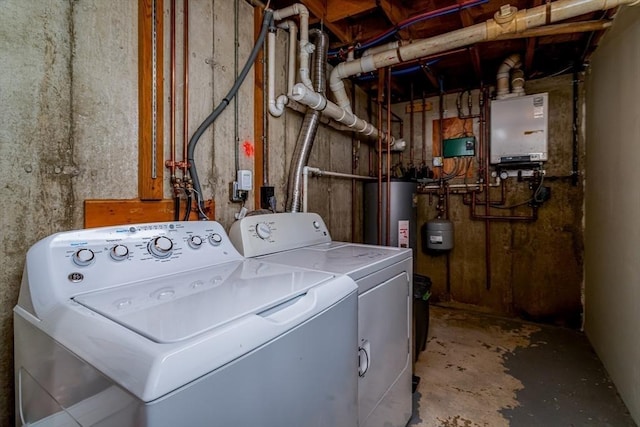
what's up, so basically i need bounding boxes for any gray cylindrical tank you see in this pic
[364,181,417,251]
[425,218,454,251]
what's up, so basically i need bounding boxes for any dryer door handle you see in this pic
[358,340,371,377]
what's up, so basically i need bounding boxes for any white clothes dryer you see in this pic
[230,212,413,427]
[14,221,358,427]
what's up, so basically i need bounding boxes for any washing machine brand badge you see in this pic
[68,272,84,283]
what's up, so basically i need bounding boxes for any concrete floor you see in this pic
[410,304,636,427]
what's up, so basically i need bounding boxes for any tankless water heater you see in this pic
[490,93,549,165]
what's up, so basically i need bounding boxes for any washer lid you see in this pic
[260,242,411,281]
[73,259,336,343]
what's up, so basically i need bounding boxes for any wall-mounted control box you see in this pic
[443,136,476,158]
[490,93,548,165]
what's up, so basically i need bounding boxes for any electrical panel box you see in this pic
[443,136,476,158]
[490,93,548,165]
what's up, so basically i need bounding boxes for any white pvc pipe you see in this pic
[362,41,401,57]
[302,166,376,212]
[273,4,313,90]
[267,31,286,117]
[267,20,298,117]
[329,0,639,111]
[278,20,297,96]
[292,83,406,149]
[496,53,521,99]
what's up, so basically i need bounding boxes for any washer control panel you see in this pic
[23,221,244,317]
[229,212,332,258]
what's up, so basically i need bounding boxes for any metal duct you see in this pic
[286,30,329,212]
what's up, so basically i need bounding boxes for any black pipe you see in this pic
[187,9,273,219]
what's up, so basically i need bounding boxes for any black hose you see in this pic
[183,191,192,221]
[173,196,180,221]
[187,9,274,219]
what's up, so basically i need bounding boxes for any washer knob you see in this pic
[312,220,321,229]
[208,233,223,246]
[148,236,174,258]
[110,244,129,261]
[72,248,95,266]
[256,223,272,240]
[188,235,204,249]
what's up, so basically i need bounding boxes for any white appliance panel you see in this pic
[73,260,335,343]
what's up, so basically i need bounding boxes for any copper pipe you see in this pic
[351,83,357,242]
[421,91,427,165]
[470,190,538,221]
[409,82,415,165]
[182,0,190,177]
[385,66,392,246]
[169,0,177,180]
[445,184,451,295]
[482,88,491,290]
[376,69,384,245]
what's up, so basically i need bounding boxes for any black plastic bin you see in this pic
[413,274,431,362]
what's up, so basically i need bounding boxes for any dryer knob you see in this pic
[110,244,129,261]
[72,248,95,267]
[256,223,272,240]
[148,236,174,258]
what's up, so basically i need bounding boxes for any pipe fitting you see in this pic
[494,4,518,25]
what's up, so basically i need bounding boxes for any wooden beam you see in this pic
[138,0,164,200]
[525,0,544,74]
[325,0,376,23]
[84,199,215,228]
[378,0,410,39]
[302,0,353,43]
[458,4,483,84]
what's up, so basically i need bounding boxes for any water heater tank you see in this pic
[364,181,417,251]
[425,219,454,251]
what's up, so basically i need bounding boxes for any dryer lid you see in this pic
[260,243,411,281]
[73,259,336,343]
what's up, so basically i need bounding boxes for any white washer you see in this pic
[14,221,358,427]
[230,212,413,427]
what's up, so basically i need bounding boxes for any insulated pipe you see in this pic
[329,0,639,109]
[302,166,376,212]
[273,4,314,90]
[286,30,328,212]
[496,53,522,99]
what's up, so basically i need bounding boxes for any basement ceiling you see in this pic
[269,0,617,102]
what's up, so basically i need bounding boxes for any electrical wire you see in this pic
[187,9,274,219]
[190,188,210,220]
